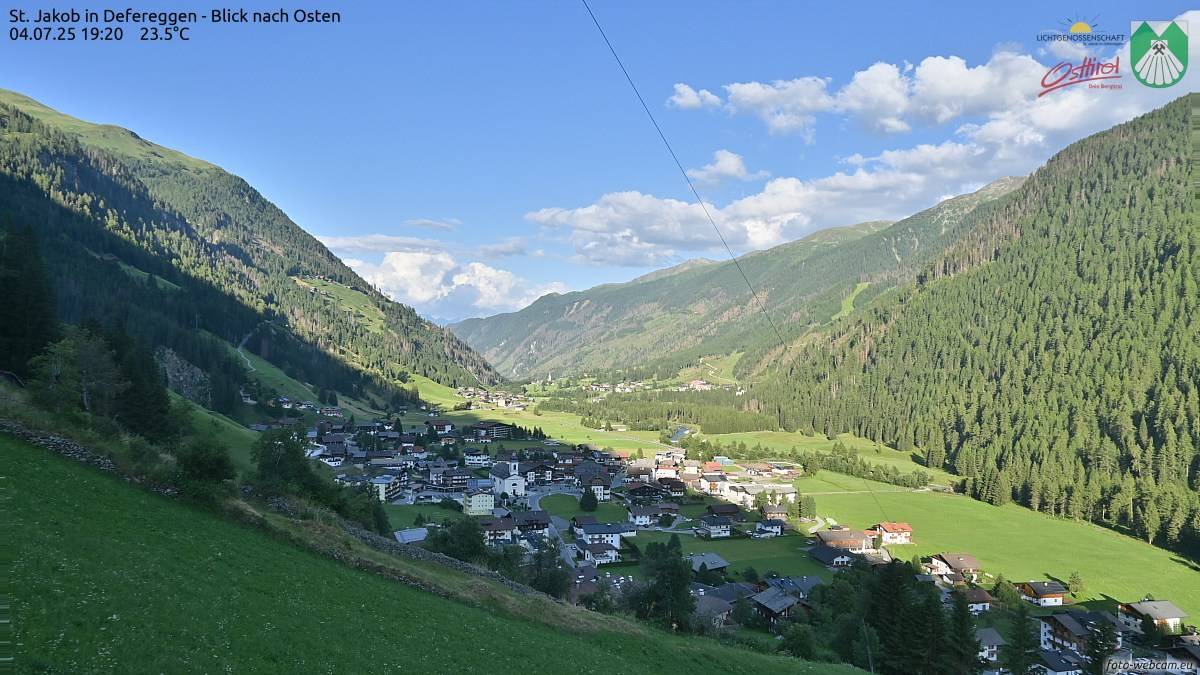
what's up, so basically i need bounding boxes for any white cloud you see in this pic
[666,83,721,109]
[475,236,527,258]
[345,251,565,319]
[685,149,769,184]
[723,76,833,138]
[316,233,443,254]
[834,62,912,133]
[404,217,461,231]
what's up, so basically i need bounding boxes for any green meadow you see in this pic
[816,489,1200,617]
[540,493,629,523]
[634,531,831,580]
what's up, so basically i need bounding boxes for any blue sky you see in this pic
[5,1,1196,321]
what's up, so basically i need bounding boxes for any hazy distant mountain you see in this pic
[452,180,1022,380]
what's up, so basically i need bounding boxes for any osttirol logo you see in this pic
[1131,20,1188,88]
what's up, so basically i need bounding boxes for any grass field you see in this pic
[793,471,913,495]
[697,430,954,484]
[296,276,388,334]
[6,436,863,674]
[815,489,1200,617]
[384,503,469,529]
[540,493,628,523]
[634,531,830,580]
[831,282,869,321]
[170,392,259,473]
[402,406,670,453]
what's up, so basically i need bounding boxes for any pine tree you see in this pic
[945,591,984,675]
[1001,602,1039,675]
[1083,618,1117,675]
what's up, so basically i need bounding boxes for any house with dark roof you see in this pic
[706,582,757,603]
[513,509,551,537]
[962,587,994,615]
[755,519,784,538]
[751,587,800,624]
[1039,609,1124,653]
[1020,580,1068,607]
[976,627,1005,663]
[583,542,619,565]
[1036,648,1084,675]
[481,517,516,545]
[698,515,732,539]
[814,529,876,553]
[809,545,854,568]
[694,595,733,627]
[1119,599,1189,635]
[687,552,731,574]
[579,522,634,547]
[706,503,741,519]
[760,503,788,520]
[764,576,825,599]
[926,553,982,581]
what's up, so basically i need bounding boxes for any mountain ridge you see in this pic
[452,178,1023,380]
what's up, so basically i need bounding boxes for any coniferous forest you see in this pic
[747,94,1200,553]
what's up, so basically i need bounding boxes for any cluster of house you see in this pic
[453,387,532,411]
[625,450,800,510]
[256,395,342,417]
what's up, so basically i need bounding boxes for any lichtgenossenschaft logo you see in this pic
[1037,14,1127,47]
[1131,20,1189,88]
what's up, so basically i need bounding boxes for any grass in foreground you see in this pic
[816,489,1200,618]
[6,436,863,674]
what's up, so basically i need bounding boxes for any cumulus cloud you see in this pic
[666,83,721,109]
[344,251,565,319]
[723,76,832,138]
[685,149,769,184]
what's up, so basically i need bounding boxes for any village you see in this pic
[294,411,1200,675]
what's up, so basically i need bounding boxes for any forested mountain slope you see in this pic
[455,178,1021,381]
[0,89,498,411]
[750,94,1200,552]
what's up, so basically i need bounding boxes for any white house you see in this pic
[585,477,611,502]
[368,473,404,502]
[963,587,993,615]
[976,627,1005,662]
[755,519,784,538]
[1020,581,1067,607]
[583,542,620,565]
[698,515,732,539]
[628,506,662,528]
[1119,600,1188,635]
[464,449,492,468]
[579,523,631,547]
[463,490,495,516]
[874,522,913,545]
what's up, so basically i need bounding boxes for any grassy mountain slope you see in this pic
[0,89,498,415]
[750,94,1200,554]
[453,180,1021,381]
[7,436,860,674]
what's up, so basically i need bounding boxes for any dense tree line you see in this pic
[745,95,1200,555]
[541,389,777,434]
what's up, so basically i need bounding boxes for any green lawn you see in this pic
[540,493,628,523]
[634,531,830,580]
[402,406,669,454]
[384,503,469,529]
[816,489,1200,618]
[6,435,861,674]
